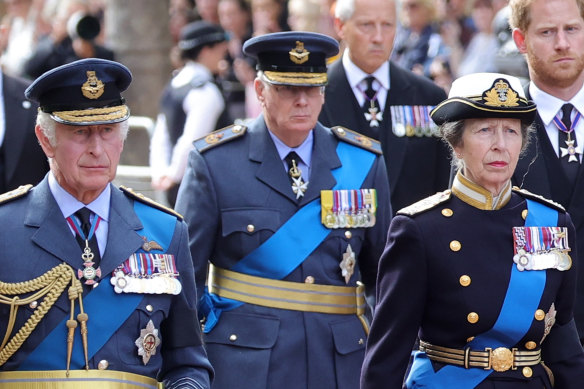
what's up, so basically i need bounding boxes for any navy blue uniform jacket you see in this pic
[361,190,584,388]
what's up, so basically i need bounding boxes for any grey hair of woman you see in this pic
[440,119,534,171]
[36,111,130,147]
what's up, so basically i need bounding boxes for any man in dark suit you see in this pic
[175,31,391,389]
[0,71,48,193]
[319,0,451,213]
[0,58,212,388]
[510,0,584,341]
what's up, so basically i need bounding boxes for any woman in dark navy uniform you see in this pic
[361,72,584,389]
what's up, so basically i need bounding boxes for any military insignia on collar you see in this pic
[483,79,519,107]
[81,70,105,100]
[135,320,161,365]
[289,41,309,64]
[141,236,163,252]
[340,244,356,284]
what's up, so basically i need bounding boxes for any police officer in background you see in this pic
[175,31,391,389]
[0,59,212,388]
[319,0,451,213]
[151,20,232,207]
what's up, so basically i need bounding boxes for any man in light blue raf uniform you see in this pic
[0,58,213,389]
[175,31,391,389]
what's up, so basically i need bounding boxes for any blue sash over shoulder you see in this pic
[19,200,176,370]
[200,141,377,332]
[406,199,556,388]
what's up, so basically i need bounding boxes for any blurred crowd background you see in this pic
[0,0,529,198]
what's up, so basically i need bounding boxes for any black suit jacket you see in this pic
[513,87,584,340]
[1,73,49,192]
[319,60,451,212]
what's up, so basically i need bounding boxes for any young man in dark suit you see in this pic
[511,0,584,343]
[319,0,451,213]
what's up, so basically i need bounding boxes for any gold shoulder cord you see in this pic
[0,263,89,375]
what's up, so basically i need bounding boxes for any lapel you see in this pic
[26,179,145,276]
[250,117,301,203]
[99,186,144,276]
[2,75,30,184]
[300,123,340,204]
[26,177,82,269]
[383,63,410,190]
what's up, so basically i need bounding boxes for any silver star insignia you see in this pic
[135,320,161,365]
[340,244,356,284]
[365,107,383,127]
[291,177,308,199]
[560,139,581,162]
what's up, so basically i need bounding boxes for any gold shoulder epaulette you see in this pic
[194,123,247,153]
[120,186,183,220]
[512,186,565,212]
[0,184,33,205]
[331,126,382,155]
[398,190,452,216]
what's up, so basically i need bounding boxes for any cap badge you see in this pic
[289,41,309,64]
[483,79,519,107]
[81,70,105,100]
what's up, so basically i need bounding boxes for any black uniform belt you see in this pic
[419,340,541,372]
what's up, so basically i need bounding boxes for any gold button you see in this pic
[459,275,471,287]
[525,341,537,350]
[305,276,315,284]
[466,336,475,343]
[247,224,255,233]
[98,360,109,370]
[29,301,38,309]
[232,125,242,133]
[522,366,533,378]
[146,304,153,312]
[229,334,237,342]
[450,240,461,252]
[522,209,528,220]
[441,208,453,217]
[467,312,479,324]
[534,309,545,321]
[344,230,352,239]
[337,128,346,136]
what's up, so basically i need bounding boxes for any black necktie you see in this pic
[74,207,101,266]
[362,76,382,129]
[284,151,307,200]
[559,103,580,185]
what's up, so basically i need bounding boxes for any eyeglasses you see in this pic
[271,84,324,99]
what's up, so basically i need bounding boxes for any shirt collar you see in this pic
[451,171,512,210]
[342,49,390,91]
[529,82,584,125]
[48,172,111,221]
[269,130,313,167]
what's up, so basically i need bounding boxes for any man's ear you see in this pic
[35,125,55,158]
[334,17,345,41]
[512,28,528,54]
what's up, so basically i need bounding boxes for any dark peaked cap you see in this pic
[25,58,132,126]
[243,31,339,87]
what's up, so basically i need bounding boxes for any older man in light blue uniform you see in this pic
[175,31,392,389]
[0,58,212,389]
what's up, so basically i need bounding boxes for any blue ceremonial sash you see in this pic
[201,141,377,332]
[19,200,176,370]
[406,198,556,389]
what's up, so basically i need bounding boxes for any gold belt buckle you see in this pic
[486,347,516,372]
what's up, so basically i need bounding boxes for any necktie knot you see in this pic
[364,76,377,99]
[75,207,92,236]
[561,103,574,130]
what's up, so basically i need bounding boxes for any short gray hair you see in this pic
[335,0,356,21]
[440,119,534,170]
[36,111,130,147]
